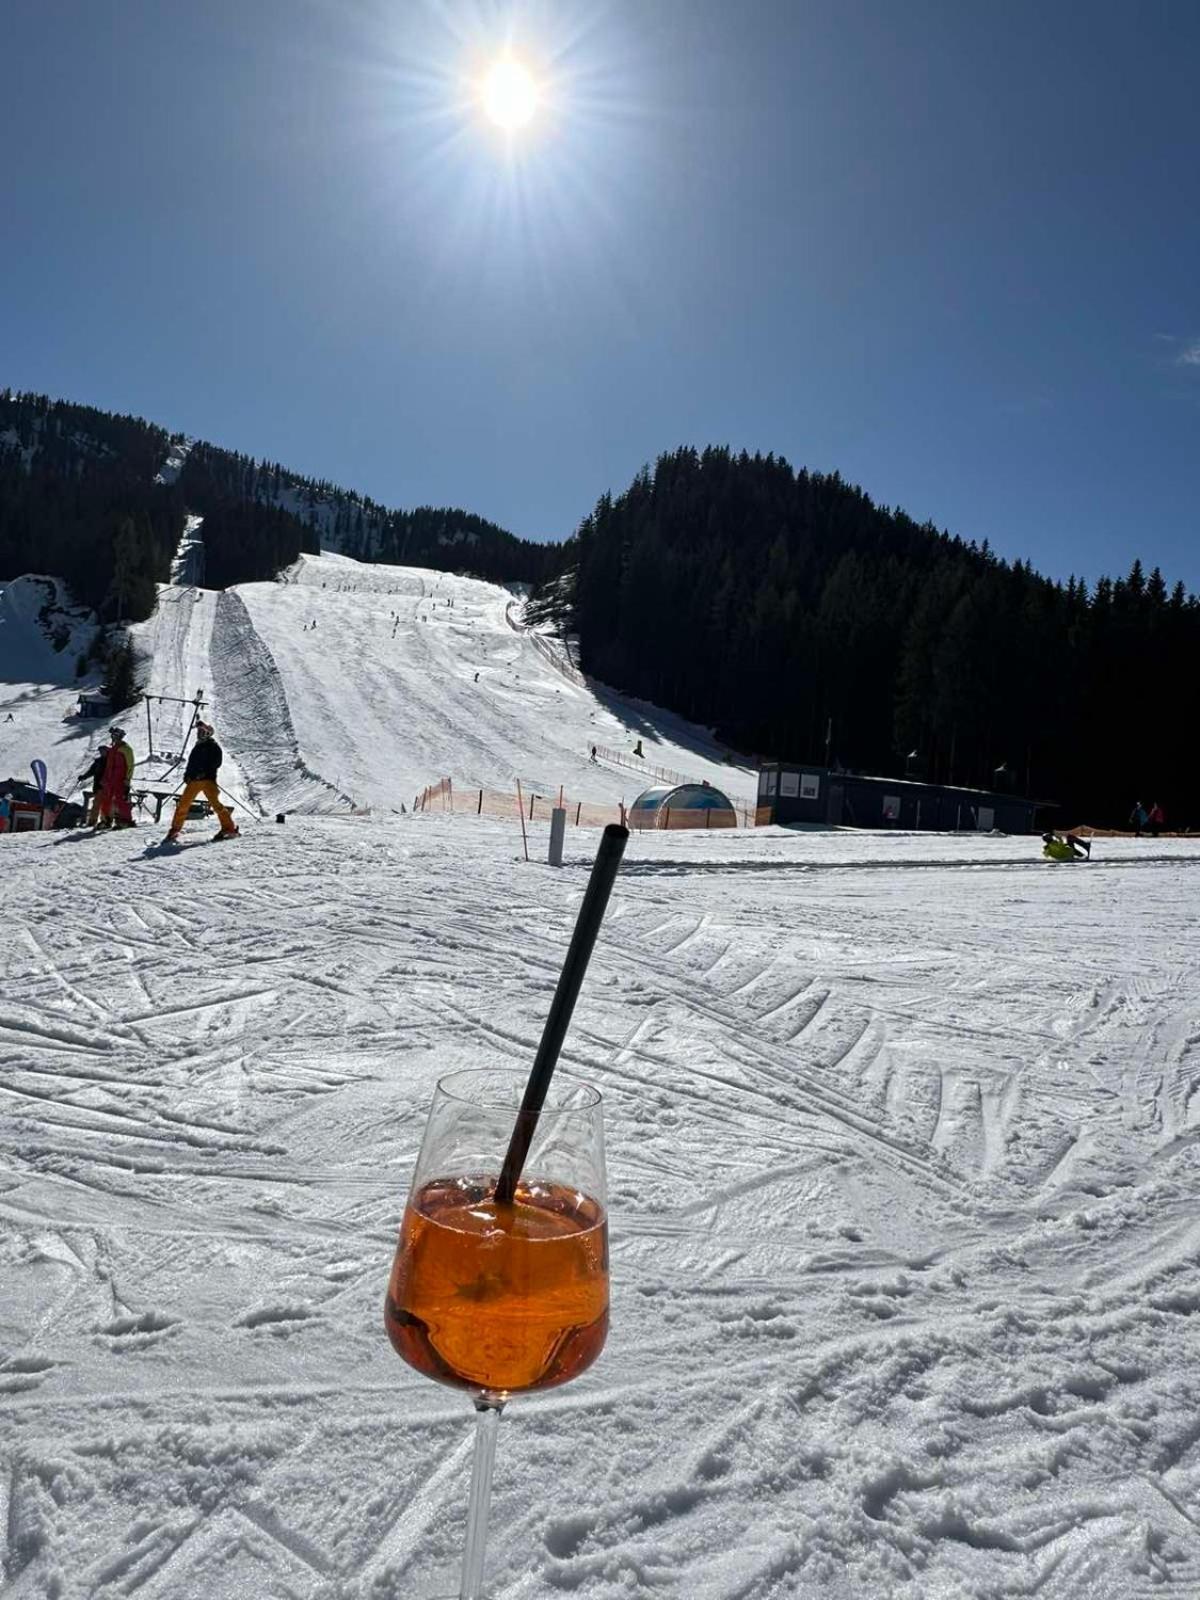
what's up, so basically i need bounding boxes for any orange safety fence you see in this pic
[415,778,625,828]
[628,805,739,831]
[414,777,757,829]
[1064,824,1195,838]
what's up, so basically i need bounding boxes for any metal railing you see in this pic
[413,776,757,830]
[590,743,693,788]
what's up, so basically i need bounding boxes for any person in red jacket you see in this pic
[164,723,238,842]
[97,727,136,828]
[1147,801,1165,838]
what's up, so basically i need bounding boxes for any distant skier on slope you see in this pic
[97,728,136,829]
[164,723,239,843]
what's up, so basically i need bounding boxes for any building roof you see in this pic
[1,777,76,808]
[759,762,1049,806]
[631,781,736,812]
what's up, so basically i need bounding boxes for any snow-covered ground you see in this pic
[154,440,190,488]
[124,533,255,819]
[3,551,1200,1598]
[234,553,754,815]
[1,820,1198,1598]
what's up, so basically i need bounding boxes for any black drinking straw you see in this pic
[494,823,629,1205]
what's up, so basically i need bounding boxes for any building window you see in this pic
[767,771,778,796]
[800,772,820,800]
[978,806,995,831]
[758,770,770,796]
[882,794,901,821]
[780,771,799,798]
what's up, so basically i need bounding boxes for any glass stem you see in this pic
[460,1397,504,1599]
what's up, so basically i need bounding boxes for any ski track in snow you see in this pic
[209,590,355,817]
[235,553,755,815]
[1,552,1199,1598]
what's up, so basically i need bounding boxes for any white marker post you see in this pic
[548,806,567,867]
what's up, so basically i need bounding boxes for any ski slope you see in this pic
[131,584,246,801]
[2,818,1199,1599]
[230,552,754,816]
[152,545,755,822]
[4,546,753,826]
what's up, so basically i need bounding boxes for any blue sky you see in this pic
[3,0,1198,589]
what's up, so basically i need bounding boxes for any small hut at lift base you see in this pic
[76,689,112,720]
[628,781,738,831]
[0,777,86,834]
[756,763,1047,833]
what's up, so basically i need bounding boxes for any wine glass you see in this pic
[385,1068,609,1599]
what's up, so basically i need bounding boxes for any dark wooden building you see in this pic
[756,763,1048,834]
[76,689,113,719]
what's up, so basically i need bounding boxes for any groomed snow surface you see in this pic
[2,552,1200,1599]
[3,551,751,828]
[237,554,753,815]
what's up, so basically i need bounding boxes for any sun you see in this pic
[481,58,540,130]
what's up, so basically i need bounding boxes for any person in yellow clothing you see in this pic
[165,722,239,843]
[97,727,136,828]
[1042,831,1090,862]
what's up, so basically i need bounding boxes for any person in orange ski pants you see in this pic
[166,722,238,842]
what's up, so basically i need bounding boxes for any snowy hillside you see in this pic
[0,575,103,797]
[232,553,753,816]
[2,549,750,822]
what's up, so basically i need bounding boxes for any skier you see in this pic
[1147,801,1165,838]
[1129,801,1147,837]
[164,722,239,843]
[97,727,136,828]
[633,739,644,758]
[78,749,108,826]
[1042,831,1090,862]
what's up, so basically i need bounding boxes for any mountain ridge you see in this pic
[0,390,559,628]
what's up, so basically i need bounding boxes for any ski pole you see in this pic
[158,778,252,822]
[216,781,255,817]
